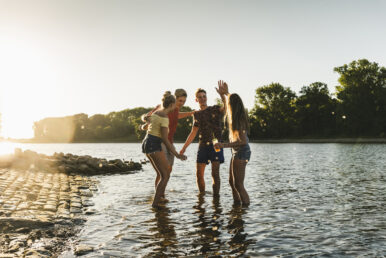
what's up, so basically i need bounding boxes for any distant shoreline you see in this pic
[3,137,386,144]
[249,138,386,143]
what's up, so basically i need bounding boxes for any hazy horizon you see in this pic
[1,0,386,138]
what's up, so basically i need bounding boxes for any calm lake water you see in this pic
[1,142,386,257]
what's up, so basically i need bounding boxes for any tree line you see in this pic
[33,59,386,142]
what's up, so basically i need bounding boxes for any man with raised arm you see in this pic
[180,81,228,196]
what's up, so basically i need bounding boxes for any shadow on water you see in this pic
[226,205,255,256]
[143,204,178,257]
[185,194,255,256]
[188,194,223,256]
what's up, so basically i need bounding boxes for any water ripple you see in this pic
[10,142,386,257]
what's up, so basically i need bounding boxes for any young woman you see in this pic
[142,91,186,208]
[215,81,251,205]
[141,89,194,187]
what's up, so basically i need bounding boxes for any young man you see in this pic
[180,84,226,196]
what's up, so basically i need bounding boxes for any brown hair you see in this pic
[174,88,187,98]
[226,93,249,141]
[162,91,176,108]
[195,88,206,98]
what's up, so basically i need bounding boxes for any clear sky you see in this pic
[1,0,386,138]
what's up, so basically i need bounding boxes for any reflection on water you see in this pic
[3,143,386,257]
[227,205,254,256]
[144,206,178,256]
[189,194,223,256]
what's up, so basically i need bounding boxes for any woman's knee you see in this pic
[234,181,244,191]
[161,172,170,181]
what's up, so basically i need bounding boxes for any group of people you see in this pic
[141,81,251,208]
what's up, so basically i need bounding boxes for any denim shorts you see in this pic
[232,144,251,161]
[142,134,162,154]
[197,144,225,164]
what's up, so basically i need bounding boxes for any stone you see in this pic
[15,227,31,234]
[74,245,94,256]
[8,243,21,253]
[80,189,93,197]
[2,204,16,211]
[70,207,82,213]
[70,202,82,208]
[84,209,97,215]
[43,205,57,212]
[82,201,95,207]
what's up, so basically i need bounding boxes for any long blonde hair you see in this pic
[226,93,249,141]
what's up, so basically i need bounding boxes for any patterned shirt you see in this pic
[193,105,223,147]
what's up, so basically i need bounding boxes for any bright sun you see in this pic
[0,35,57,139]
[1,112,34,139]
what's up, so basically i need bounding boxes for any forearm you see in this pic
[182,130,197,150]
[161,137,179,156]
[220,94,227,114]
[182,135,194,150]
[222,139,247,148]
[140,123,149,131]
[178,112,193,119]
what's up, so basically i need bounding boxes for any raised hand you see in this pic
[216,80,229,96]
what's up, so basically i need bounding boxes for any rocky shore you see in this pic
[0,149,143,257]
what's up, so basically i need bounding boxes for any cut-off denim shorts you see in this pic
[197,144,225,164]
[232,144,251,162]
[142,134,162,154]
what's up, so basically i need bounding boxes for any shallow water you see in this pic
[2,142,386,256]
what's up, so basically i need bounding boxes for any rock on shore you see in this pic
[0,148,142,175]
[0,149,144,256]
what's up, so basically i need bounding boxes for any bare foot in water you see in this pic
[160,197,169,203]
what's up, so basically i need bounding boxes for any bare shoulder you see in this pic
[154,110,167,118]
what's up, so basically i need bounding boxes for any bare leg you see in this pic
[148,152,171,208]
[229,157,241,203]
[232,158,250,205]
[148,154,172,199]
[211,161,220,196]
[147,154,161,189]
[196,163,206,193]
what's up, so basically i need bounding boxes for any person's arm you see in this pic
[160,127,186,160]
[139,123,149,131]
[139,105,161,131]
[214,129,247,149]
[141,105,161,122]
[216,80,229,114]
[180,126,199,155]
[178,111,195,119]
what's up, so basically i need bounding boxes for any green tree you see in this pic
[334,59,386,136]
[174,106,194,142]
[250,83,297,138]
[295,82,337,136]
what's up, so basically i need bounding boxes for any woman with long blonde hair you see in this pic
[215,81,251,205]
